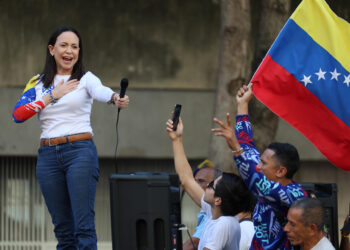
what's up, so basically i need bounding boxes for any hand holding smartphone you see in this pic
[172,104,182,131]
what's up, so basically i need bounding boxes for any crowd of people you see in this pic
[166,84,349,250]
[11,25,349,250]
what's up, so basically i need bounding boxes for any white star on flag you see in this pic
[344,74,350,87]
[301,75,312,86]
[315,68,326,80]
[330,68,341,81]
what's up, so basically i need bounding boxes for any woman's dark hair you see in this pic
[39,26,85,88]
[214,172,254,216]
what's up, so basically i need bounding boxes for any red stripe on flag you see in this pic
[252,55,350,171]
[13,100,45,122]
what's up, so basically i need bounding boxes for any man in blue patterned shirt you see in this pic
[212,83,307,249]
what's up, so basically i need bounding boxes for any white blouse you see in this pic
[36,71,114,138]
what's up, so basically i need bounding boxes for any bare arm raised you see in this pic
[166,118,204,207]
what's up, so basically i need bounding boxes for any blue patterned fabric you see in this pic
[234,115,306,250]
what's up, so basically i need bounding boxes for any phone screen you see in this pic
[172,104,182,131]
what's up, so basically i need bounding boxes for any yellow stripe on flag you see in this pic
[291,0,350,72]
[23,75,39,93]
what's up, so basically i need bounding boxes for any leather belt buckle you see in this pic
[41,133,91,147]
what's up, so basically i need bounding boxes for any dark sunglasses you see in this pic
[208,180,215,191]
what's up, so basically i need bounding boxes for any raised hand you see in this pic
[236,83,253,104]
[212,113,242,153]
[52,79,79,99]
[236,83,253,115]
[166,118,183,141]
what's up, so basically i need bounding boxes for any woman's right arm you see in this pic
[12,76,78,123]
[12,76,45,123]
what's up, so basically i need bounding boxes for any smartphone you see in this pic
[172,104,182,131]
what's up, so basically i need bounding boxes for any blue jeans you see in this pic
[36,139,99,250]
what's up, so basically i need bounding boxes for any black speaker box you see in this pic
[110,172,182,250]
[300,182,338,248]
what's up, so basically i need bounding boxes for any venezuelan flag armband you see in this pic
[12,75,45,123]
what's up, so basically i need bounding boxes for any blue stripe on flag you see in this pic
[267,19,350,127]
[13,88,36,110]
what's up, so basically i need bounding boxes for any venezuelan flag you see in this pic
[252,0,350,171]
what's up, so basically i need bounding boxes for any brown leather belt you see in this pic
[40,133,93,146]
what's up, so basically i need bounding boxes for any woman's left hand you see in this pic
[114,94,129,109]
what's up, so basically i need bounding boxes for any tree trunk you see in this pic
[209,0,292,170]
[250,0,291,152]
[209,0,251,172]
